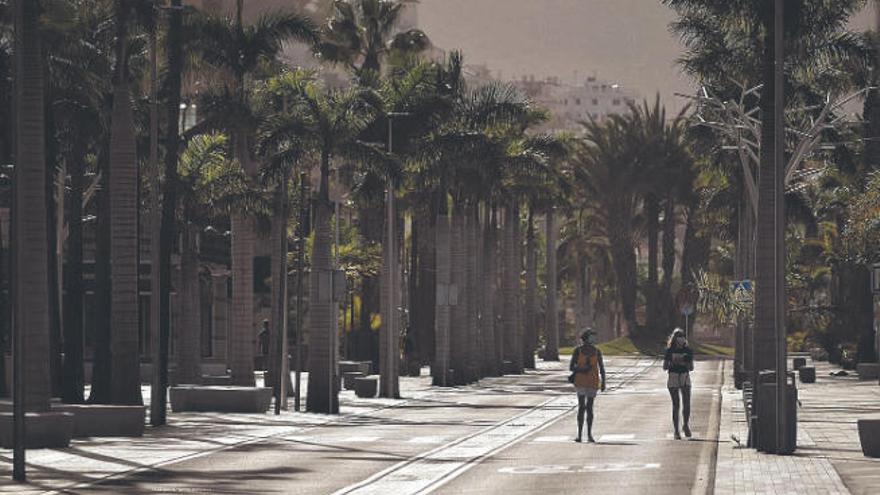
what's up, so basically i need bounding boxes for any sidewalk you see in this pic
[0,371,439,495]
[714,358,880,495]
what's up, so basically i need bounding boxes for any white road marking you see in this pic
[499,463,662,475]
[597,433,635,442]
[531,435,572,443]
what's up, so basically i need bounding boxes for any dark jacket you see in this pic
[663,346,694,374]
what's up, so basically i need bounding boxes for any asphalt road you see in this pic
[72,357,724,495]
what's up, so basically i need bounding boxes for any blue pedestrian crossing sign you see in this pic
[731,280,753,303]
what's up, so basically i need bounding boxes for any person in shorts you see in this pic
[569,329,606,442]
[663,328,694,439]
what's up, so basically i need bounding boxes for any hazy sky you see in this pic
[418,0,877,113]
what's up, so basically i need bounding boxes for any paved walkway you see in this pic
[714,358,880,495]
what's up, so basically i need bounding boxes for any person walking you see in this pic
[663,328,694,439]
[569,329,606,442]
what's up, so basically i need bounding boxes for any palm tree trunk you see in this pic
[660,195,676,332]
[47,159,62,397]
[464,203,480,382]
[12,0,52,413]
[511,204,524,372]
[481,205,499,376]
[431,200,451,386]
[645,195,659,333]
[449,206,467,384]
[544,208,559,361]
[89,135,112,404]
[177,222,202,384]
[269,178,291,406]
[62,155,85,403]
[108,83,143,406]
[524,207,537,369]
[230,213,256,386]
[306,154,339,413]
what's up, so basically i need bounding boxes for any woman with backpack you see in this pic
[569,329,606,442]
[663,328,694,439]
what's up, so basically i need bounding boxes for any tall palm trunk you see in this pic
[524,207,537,368]
[502,205,523,372]
[13,0,52,413]
[449,206,467,384]
[512,204,524,372]
[431,200,451,386]
[62,155,85,403]
[464,203,480,382]
[108,80,142,405]
[607,207,638,336]
[645,194,659,333]
[414,212,436,369]
[177,223,202,384]
[90,133,112,403]
[47,158,62,396]
[660,195,676,331]
[544,208,559,361]
[229,212,256,386]
[481,206,499,376]
[306,153,339,413]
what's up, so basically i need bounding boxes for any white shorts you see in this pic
[667,372,691,389]
[575,387,598,398]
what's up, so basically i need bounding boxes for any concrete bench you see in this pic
[169,386,272,413]
[799,366,816,383]
[354,376,378,398]
[857,419,880,457]
[343,371,365,390]
[0,411,74,448]
[856,363,880,380]
[53,404,145,438]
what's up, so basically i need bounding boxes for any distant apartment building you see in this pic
[510,73,640,133]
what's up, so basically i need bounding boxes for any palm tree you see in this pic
[316,0,430,76]
[571,116,642,336]
[190,2,317,387]
[265,71,378,413]
[106,0,147,406]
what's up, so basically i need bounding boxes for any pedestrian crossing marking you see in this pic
[532,435,571,443]
[598,433,635,442]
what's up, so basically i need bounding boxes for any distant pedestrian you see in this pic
[663,328,694,439]
[569,329,606,442]
[259,319,270,357]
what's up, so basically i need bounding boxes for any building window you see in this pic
[612,99,621,106]
[575,98,581,105]
[592,98,598,106]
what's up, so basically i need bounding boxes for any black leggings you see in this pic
[576,394,595,438]
[668,386,691,432]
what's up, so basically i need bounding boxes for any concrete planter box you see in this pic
[53,404,145,438]
[340,361,372,375]
[169,386,272,413]
[857,419,880,457]
[792,357,807,370]
[342,372,365,390]
[201,375,233,386]
[799,366,816,383]
[0,412,74,448]
[354,376,378,398]
[856,363,880,380]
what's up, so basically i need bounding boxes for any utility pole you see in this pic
[773,0,789,455]
[293,172,307,412]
